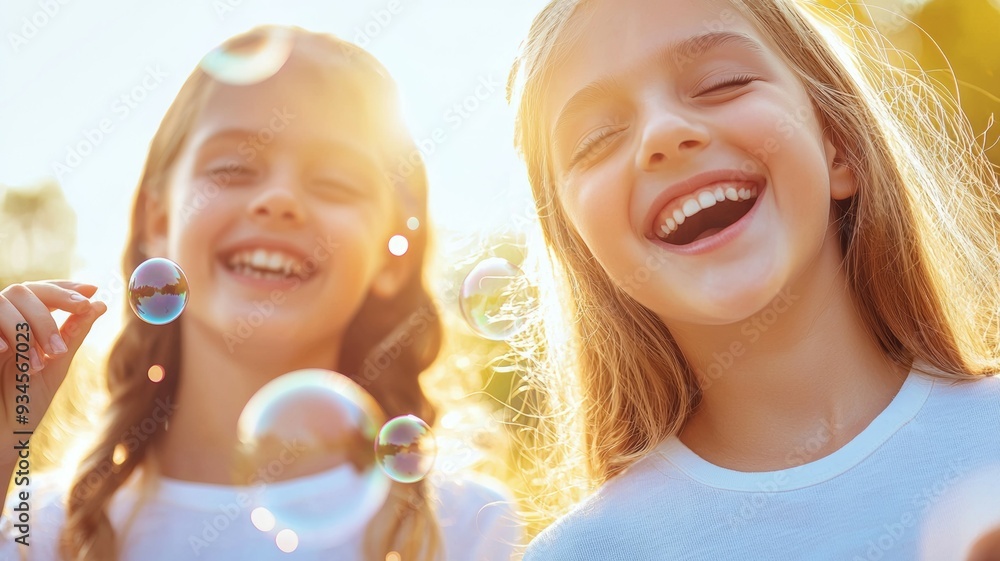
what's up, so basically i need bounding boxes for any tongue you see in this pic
[693,227,724,242]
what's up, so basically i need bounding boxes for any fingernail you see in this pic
[50,334,68,355]
[28,347,44,371]
[0,339,7,352]
[70,293,88,302]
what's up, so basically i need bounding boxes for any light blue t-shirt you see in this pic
[524,364,1000,560]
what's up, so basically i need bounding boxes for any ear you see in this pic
[824,135,857,201]
[369,234,417,300]
[141,191,170,257]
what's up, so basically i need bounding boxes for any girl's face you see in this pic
[542,0,856,326]
[147,62,404,350]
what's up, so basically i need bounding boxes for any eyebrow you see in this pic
[551,31,766,145]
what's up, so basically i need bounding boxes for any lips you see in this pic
[216,237,316,281]
[644,169,766,243]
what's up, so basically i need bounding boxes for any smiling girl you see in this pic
[506,0,1000,558]
[0,26,518,561]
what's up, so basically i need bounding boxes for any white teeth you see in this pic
[656,182,761,238]
[697,192,717,208]
[682,199,700,217]
[226,248,307,278]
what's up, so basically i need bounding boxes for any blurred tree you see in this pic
[0,180,77,287]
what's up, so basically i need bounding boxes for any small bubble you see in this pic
[406,217,420,231]
[275,529,298,553]
[459,257,527,341]
[386,552,402,561]
[251,507,276,532]
[376,415,437,484]
[388,235,409,256]
[128,258,189,325]
[147,364,165,383]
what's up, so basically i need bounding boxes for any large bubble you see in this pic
[236,369,391,548]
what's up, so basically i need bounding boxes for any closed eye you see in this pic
[569,126,626,170]
[696,74,758,96]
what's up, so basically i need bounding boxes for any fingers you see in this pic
[0,286,47,372]
[0,282,97,366]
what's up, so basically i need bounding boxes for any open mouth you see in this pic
[217,248,315,282]
[653,182,761,246]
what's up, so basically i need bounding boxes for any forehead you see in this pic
[189,55,384,155]
[542,0,766,129]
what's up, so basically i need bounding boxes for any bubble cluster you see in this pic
[236,369,391,548]
[459,257,527,341]
[376,415,437,484]
[128,258,189,325]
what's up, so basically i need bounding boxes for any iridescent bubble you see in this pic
[128,258,189,325]
[459,257,527,341]
[388,235,409,256]
[199,28,294,86]
[375,415,437,484]
[236,369,391,548]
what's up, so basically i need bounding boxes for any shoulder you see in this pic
[523,452,679,561]
[431,472,523,561]
[923,369,1000,422]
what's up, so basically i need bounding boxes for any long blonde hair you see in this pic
[506,0,1000,526]
[58,26,444,561]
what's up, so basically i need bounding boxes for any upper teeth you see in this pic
[658,183,758,237]
[227,248,305,277]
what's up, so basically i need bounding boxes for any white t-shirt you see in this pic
[524,364,1000,560]
[0,465,521,560]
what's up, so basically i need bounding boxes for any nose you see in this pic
[248,184,305,226]
[635,106,710,171]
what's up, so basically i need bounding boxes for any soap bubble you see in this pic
[459,257,527,341]
[200,27,293,86]
[236,369,391,548]
[128,258,189,325]
[376,415,437,484]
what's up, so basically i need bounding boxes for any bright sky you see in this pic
[0,0,548,348]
